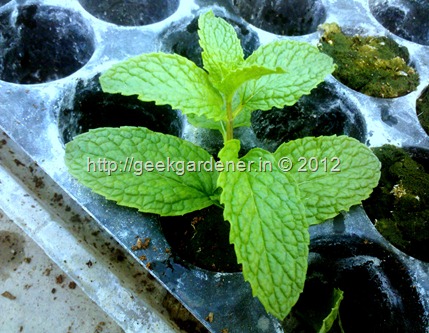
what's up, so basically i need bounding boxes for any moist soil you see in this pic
[363,144,429,261]
[283,236,426,332]
[160,205,241,273]
[318,23,419,98]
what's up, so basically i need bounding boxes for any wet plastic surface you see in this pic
[0,0,428,332]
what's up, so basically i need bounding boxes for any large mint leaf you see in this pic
[218,141,309,319]
[236,40,335,113]
[99,53,225,121]
[198,10,244,85]
[274,136,381,225]
[65,127,218,216]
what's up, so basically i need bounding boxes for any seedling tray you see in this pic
[0,0,428,332]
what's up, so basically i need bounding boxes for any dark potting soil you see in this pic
[59,75,183,144]
[231,0,326,36]
[0,5,95,84]
[283,236,426,332]
[160,205,241,273]
[318,23,419,98]
[78,0,179,26]
[363,144,429,262]
[251,82,366,151]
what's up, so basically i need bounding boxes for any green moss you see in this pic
[363,145,429,261]
[319,23,419,98]
[417,87,429,135]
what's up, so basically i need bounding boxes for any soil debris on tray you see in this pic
[205,312,214,323]
[1,291,16,300]
[131,237,151,251]
[162,292,209,333]
[56,274,64,284]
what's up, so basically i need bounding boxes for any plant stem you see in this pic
[226,96,234,141]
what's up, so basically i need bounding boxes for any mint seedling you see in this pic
[65,11,381,321]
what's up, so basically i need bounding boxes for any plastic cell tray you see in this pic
[0,0,428,332]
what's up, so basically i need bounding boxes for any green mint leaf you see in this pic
[274,136,381,225]
[237,40,335,113]
[99,53,225,121]
[218,143,309,319]
[198,10,244,85]
[65,127,218,216]
[222,64,284,98]
[186,63,284,131]
[318,289,344,333]
[232,107,252,128]
[186,113,224,131]
[217,139,240,162]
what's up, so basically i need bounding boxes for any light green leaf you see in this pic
[198,10,244,85]
[99,53,225,121]
[319,289,344,333]
[222,65,284,98]
[186,102,253,130]
[186,113,224,131]
[217,139,240,162]
[237,40,335,112]
[218,141,309,319]
[65,127,218,216]
[186,62,284,130]
[274,136,381,225]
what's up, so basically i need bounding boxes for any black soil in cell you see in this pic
[79,0,179,26]
[231,0,326,36]
[363,145,429,262]
[59,75,183,144]
[283,236,426,332]
[0,5,95,84]
[369,0,429,46]
[251,82,366,152]
[161,13,259,68]
[160,205,241,273]
[318,23,419,98]
[417,86,429,135]
[0,1,10,6]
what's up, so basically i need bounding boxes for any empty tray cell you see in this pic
[251,82,366,152]
[318,23,419,98]
[363,144,429,262]
[369,0,429,46]
[59,75,183,145]
[417,85,429,135]
[283,235,426,332]
[160,205,241,272]
[0,5,95,84]
[78,0,179,26]
[231,0,326,36]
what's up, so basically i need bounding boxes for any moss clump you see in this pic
[417,87,429,135]
[319,23,419,98]
[363,145,429,261]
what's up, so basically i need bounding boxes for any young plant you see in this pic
[65,11,381,321]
